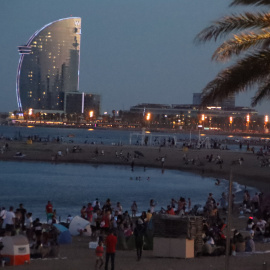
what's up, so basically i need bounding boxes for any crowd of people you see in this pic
[0,201,61,258]
[0,190,270,263]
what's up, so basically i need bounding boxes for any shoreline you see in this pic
[2,140,270,270]
[1,140,269,192]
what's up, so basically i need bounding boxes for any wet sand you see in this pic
[1,140,270,270]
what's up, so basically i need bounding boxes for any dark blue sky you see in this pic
[1,0,269,115]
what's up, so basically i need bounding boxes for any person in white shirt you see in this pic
[256,218,267,235]
[92,198,100,210]
[0,207,6,229]
[115,202,123,215]
[5,206,15,236]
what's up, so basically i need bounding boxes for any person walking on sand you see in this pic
[134,218,146,261]
[95,240,104,270]
[105,230,117,270]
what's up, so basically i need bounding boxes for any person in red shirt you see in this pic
[95,240,104,270]
[166,205,175,215]
[45,201,53,222]
[105,230,117,270]
[86,203,93,222]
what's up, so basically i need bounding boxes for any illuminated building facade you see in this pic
[65,92,100,117]
[16,17,81,112]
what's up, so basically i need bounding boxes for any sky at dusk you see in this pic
[1,0,269,115]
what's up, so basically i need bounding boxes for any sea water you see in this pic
[0,125,265,152]
[0,161,258,222]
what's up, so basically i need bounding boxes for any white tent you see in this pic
[69,216,92,236]
[1,235,30,266]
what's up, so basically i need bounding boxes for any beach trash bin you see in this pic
[1,235,30,266]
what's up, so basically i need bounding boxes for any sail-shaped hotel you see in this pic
[16,17,81,112]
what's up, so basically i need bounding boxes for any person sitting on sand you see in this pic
[256,218,267,235]
[245,233,255,252]
[38,231,51,258]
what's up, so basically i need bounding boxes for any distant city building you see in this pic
[192,93,201,106]
[65,92,100,117]
[16,17,81,112]
[192,93,235,108]
[128,102,257,128]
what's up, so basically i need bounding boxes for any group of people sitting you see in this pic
[0,202,60,258]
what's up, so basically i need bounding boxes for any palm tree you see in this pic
[195,0,270,107]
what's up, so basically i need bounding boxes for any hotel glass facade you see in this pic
[16,17,81,112]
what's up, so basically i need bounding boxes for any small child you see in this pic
[95,240,104,270]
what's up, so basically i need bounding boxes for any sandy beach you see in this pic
[1,140,269,190]
[1,140,270,270]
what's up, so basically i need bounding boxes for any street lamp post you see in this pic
[89,110,94,124]
[265,115,269,133]
[229,116,233,131]
[246,114,250,131]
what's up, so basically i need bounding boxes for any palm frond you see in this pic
[213,29,270,61]
[201,49,270,106]
[230,0,270,6]
[251,80,270,105]
[195,12,270,43]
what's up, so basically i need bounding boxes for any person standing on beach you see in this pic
[95,240,104,270]
[150,199,157,214]
[131,201,138,217]
[105,230,117,270]
[17,203,27,230]
[86,203,93,222]
[188,198,192,212]
[46,201,53,222]
[134,218,146,261]
[0,207,6,229]
[5,206,15,236]
[81,206,87,219]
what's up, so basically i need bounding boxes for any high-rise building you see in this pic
[16,17,81,112]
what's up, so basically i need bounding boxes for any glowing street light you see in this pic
[146,113,151,121]
[246,114,250,123]
[201,114,205,121]
[89,110,94,118]
[265,115,268,124]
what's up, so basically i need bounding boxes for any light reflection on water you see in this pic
[0,161,258,222]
